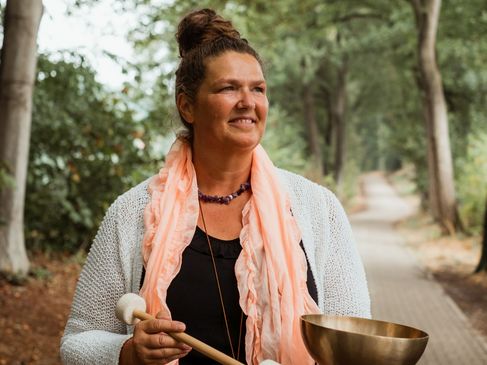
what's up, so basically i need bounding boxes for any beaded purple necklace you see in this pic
[198,182,251,205]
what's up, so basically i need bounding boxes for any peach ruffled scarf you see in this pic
[139,138,319,365]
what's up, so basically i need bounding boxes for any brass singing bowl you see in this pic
[300,315,429,365]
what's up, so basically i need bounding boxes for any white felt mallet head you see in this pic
[259,361,281,365]
[116,293,147,325]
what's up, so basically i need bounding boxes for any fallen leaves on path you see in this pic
[0,253,81,365]
[398,212,487,339]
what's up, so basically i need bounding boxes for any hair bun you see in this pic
[176,8,241,57]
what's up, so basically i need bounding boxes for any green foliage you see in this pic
[261,107,308,172]
[26,54,159,252]
[456,131,487,234]
[30,266,52,281]
[61,0,486,235]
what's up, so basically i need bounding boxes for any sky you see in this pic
[1,0,175,146]
[0,0,174,90]
[39,0,137,89]
[0,0,138,89]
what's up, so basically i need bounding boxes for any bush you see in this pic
[26,54,159,252]
[456,131,487,234]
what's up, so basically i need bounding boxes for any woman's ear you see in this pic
[176,93,194,124]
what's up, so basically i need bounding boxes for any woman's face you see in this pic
[183,51,268,153]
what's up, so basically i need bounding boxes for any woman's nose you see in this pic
[237,90,255,109]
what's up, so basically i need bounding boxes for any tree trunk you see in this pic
[303,84,323,174]
[323,101,335,176]
[332,62,347,188]
[411,0,459,233]
[0,0,43,276]
[475,197,487,273]
[417,71,440,219]
[319,69,333,177]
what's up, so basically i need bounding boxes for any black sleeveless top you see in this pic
[140,226,318,364]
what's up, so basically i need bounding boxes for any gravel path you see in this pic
[350,173,487,364]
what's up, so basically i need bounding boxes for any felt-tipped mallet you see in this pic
[117,293,275,365]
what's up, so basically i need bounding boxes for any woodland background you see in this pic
[2,0,487,262]
[1,1,487,364]
[0,0,487,288]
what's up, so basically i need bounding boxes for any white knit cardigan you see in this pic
[60,168,370,365]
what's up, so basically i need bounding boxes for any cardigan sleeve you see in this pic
[60,198,132,365]
[319,188,371,318]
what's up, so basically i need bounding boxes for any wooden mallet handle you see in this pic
[116,294,244,365]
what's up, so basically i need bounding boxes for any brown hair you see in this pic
[175,8,263,139]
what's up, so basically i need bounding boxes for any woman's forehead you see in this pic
[204,51,264,82]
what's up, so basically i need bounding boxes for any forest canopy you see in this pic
[1,0,486,252]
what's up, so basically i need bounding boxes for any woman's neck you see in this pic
[192,144,253,195]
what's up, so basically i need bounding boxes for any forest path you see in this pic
[350,172,487,364]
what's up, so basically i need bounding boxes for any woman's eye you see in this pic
[254,87,265,93]
[220,86,234,91]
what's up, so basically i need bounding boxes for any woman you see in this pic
[60,8,370,365]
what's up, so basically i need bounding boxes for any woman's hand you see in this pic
[121,310,192,365]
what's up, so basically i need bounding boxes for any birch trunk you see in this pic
[0,0,43,276]
[421,80,441,219]
[411,0,459,232]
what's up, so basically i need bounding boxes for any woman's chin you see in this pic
[228,129,264,149]
[227,135,262,151]
[194,130,263,154]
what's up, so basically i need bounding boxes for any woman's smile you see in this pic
[229,118,254,124]
[228,117,256,128]
[185,51,268,152]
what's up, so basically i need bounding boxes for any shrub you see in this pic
[456,131,487,234]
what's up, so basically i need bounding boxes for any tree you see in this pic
[325,58,348,187]
[475,197,487,273]
[410,0,460,233]
[302,79,323,173]
[80,0,485,235]
[0,0,43,276]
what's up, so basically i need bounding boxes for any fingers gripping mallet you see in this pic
[117,293,249,365]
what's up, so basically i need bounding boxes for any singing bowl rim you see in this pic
[300,314,429,342]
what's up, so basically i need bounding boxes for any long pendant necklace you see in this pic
[199,202,244,361]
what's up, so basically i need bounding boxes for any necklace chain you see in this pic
[198,182,251,205]
[199,202,244,360]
